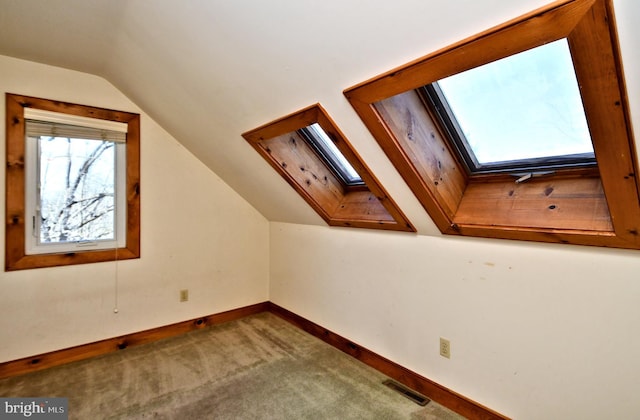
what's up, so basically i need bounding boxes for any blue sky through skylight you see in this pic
[437,39,593,165]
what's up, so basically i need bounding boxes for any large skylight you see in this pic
[434,39,594,171]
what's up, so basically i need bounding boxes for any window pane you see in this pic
[306,123,363,185]
[437,39,593,165]
[38,137,116,244]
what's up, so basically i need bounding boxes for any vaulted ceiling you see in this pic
[1,0,638,236]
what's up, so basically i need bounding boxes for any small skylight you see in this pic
[426,39,595,173]
[242,104,415,232]
[299,123,364,186]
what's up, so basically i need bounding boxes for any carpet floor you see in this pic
[0,312,465,419]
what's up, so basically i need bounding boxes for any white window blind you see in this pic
[24,108,128,143]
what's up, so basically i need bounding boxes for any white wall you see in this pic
[0,55,270,362]
[270,222,640,419]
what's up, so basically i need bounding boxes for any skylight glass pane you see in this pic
[307,123,363,184]
[437,39,593,166]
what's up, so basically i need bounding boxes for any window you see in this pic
[344,0,640,249]
[6,94,140,270]
[24,108,127,255]
[298,123,364,186]
[242,104,415,232]
[421,39,596,174]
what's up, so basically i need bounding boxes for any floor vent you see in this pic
[382,379,430,406]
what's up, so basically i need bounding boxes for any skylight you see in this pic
[299,123,364,186]
[242,104,414,232]
[346,0,639,248]
[426,39,595,173]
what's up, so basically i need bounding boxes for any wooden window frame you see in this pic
[344,0,640,249]
[5,93,141,270]
[242,104,415,232]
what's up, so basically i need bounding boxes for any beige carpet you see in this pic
[0,312,465,419]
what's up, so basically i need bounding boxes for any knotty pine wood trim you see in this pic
[344,0,592,101]
[568,0,640,243]
[242,104,415,232]
[5,93,141,270]
[268,302,510,420]
[0,302,270,379]
[344,0,640,249]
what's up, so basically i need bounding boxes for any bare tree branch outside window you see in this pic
[38,137,116,244]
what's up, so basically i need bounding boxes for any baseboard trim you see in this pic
[268,302,510,420]
[0,301,508,420]
[0,301,270,380]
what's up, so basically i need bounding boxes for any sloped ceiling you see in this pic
[1,0,638,235]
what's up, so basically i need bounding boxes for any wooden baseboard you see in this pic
[268,302,510,420]
[0,300,508,419]
[0,302,270,380]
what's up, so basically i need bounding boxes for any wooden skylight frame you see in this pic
[344,0,640,249]
[242,104,415,232]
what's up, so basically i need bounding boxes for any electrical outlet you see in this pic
[440,337,451,359]
[180,289,189,302]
